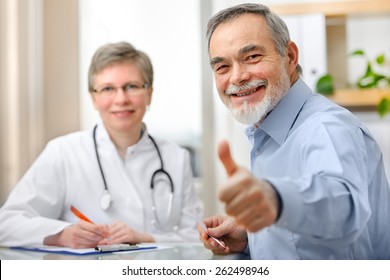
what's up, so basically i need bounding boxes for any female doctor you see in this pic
[0,41,202,248]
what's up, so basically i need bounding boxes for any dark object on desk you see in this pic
[95,244,139,252]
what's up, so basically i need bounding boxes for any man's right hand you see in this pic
[198,215,248,255]
[218,140,279,232]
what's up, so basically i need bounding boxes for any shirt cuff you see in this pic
[264,177,305,229]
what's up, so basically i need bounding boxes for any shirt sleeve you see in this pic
[269,119,372,247]
[0,141,72,247]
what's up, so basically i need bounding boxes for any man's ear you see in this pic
[286,40,299,72]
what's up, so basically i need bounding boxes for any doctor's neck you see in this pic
[107,126,143,159]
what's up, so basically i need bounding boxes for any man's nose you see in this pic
[229,64,250,85]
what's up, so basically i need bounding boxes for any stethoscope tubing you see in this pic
[93,125,108,190]
[92,124,175,230]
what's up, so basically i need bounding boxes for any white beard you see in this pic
[224,62,291,125]
[230,96,271,124]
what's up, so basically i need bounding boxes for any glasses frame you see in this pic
[92,82,149,98]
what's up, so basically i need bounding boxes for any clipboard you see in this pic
[10,244,157,256]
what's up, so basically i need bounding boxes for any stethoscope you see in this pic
[92,124,175,230]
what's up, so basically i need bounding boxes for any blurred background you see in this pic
[1,0,390,217]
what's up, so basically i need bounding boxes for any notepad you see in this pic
[10,244,157,256]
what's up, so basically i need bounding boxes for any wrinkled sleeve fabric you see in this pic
[271,117,372,247]
[0,141,71,247]
[247,80,390,259]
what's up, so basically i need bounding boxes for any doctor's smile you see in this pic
[111,109,137,118]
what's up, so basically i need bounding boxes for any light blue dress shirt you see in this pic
[245,78,390,259]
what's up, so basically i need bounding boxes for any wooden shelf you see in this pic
[269,0,390,16]
[267,0,390,111]
[326,88,390,110]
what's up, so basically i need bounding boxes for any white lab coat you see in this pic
[0,123,202,246]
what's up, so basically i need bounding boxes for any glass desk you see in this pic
[0,243,250,260]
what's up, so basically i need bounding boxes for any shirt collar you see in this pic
[245,78,312,145]
[95,120,150,153]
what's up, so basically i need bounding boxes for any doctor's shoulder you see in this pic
[40,129,94,158]
[16,129,93,183]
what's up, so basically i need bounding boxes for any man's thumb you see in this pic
[218,140,238,177]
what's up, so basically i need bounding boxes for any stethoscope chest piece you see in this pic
[100,190,112,210]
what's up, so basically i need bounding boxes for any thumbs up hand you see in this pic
[218,140,280,232]
[218,140,238,177]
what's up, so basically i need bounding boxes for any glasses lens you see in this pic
[95,87,115,97]
[124,84,147,96]
[94,83,148,97]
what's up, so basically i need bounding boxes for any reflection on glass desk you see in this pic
[0,243,250,260]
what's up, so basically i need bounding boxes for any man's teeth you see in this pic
[236,87,258,97]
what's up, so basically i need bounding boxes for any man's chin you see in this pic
[230,110,263,125]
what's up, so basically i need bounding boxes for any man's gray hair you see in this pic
[207,3,302,73]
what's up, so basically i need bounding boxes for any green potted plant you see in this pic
[350,49,389,89]
[315,74,334,95]
[315,49,390,117]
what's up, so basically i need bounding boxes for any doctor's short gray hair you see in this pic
[88,41,154,92]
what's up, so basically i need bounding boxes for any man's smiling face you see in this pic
[209,13,293,124]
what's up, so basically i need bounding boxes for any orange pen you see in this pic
[70,205,95,224]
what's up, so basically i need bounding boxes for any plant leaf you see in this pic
[357,72,385,88]
[356,61,386,88]
[375,75,386,82]
[364,62,374,76]
[378,98,390,117]
[316,74,334,95]
[376,54,385,65]
[350,49,365,56]
[357,76,375,88]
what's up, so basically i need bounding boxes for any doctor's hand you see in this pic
[43,221,109,248]
[98,220,155,245]
[199,215,248,255]
[218,140,280,232]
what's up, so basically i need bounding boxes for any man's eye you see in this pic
[246,54,261,61]
[215,65,228,73]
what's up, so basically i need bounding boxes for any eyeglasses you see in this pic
[93,83,149,98]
